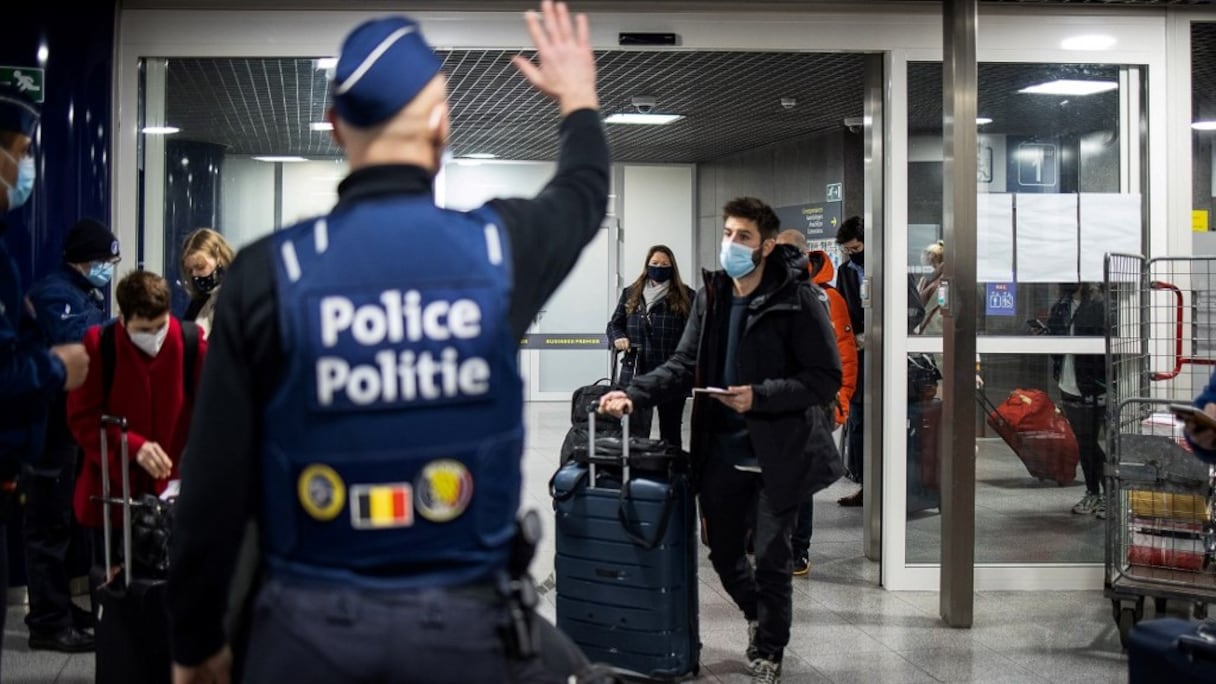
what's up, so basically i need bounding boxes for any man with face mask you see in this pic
[600,197,841,684]
[833,215,866,507]
[66,270,206,581]
[20,218,121,652]
[166,4,608,683]
[0,84,90,670]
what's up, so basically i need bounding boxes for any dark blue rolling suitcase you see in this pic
[551,412,699,681]
[1128,618,1216,682]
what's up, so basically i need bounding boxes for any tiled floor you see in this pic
[2,401,1133,683]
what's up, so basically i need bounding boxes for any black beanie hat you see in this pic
[63,219,120,264]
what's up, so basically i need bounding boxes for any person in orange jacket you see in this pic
[776,229,857,575]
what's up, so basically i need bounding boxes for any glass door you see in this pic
[883,22,1169,590]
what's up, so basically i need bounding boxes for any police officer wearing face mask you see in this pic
[19,218,120,652]
[168,3,608,683]
[0,85,90,671]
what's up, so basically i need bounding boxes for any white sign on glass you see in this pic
[1016,193,1077,283]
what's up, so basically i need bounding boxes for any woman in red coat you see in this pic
[67,270,206,551]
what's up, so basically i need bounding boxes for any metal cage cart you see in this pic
[1105,253,1216,648]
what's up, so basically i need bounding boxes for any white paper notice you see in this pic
[977,193,1014,282]
[1016,193,1078,283]
[1079,193,1141,282]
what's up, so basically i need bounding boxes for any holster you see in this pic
[498,509,542,660]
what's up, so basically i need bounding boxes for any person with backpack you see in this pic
[775,229,856,576]
[66,269,205,575]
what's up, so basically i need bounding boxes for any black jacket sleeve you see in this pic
[491,109,610,341]
[606,288,629,341]
[626,288,703,409]
[751,285,842,414]
[168,242,277,667]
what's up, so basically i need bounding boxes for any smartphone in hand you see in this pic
[1169,403,1216,432]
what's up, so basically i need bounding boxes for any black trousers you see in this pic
[845,351,865,482]
[791,499,813,559]
[241,578,587,683]
[21,444,80,633]
[1061,393,1105,495]
[655,397,686,450]
[699,455,797,662]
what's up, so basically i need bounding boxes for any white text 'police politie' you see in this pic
[315,289,492,407]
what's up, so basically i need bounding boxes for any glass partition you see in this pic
[905,61,1144,565]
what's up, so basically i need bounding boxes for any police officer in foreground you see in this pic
[0,85,91,671]
[167,2,606,682]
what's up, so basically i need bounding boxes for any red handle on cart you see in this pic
[1150,280,1216,381]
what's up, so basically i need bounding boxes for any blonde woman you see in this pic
[180,228,235,337]
[915,240,945,336]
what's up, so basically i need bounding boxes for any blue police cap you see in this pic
[331,17,443,128]
[0,85,39,137]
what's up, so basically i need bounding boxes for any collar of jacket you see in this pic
[774,243,810,285]
[60,263,99,294]
[336,164,433,207]
[807,249,836,286]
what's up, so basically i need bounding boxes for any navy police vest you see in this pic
[263,195,521,590]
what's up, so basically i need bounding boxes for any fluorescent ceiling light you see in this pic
[463,153,498,159]
[310,121,334,131]
[604,113,684,125]
[253,156,308,163]
[1018,79,1118,96]
[1061,35,1117,51]
[976,117,993,125]
[315,57,337,70]
[1193,120,1216,131]
[142,126,180,135]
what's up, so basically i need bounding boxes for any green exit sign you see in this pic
[0,66,45,104]
[826,183,842,202]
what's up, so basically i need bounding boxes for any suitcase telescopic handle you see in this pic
[586,409,630,487]
[98,415,132,588]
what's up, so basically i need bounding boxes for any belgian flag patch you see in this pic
[350,483,414,529]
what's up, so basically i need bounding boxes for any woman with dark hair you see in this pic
[1048,282,1107,518]
[606,245,694,448]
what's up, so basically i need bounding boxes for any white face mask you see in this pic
[130,325,169,357]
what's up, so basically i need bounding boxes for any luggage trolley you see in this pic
[1104,253,1216,648]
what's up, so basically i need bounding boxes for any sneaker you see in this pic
[1072,492,1099,515]
[751,657,782,684]
[1095,495,1107,520]
[792,555,810,577]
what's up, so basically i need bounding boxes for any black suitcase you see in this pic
[1128,618,1216,682]
[551,412,699,680]
[92,415,172,684]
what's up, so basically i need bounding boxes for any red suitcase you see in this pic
[978,388,1080,485]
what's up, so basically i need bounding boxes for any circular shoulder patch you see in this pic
[298,464,345,521]
[414,459,474,523]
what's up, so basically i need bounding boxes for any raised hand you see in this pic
[511,1,599,116]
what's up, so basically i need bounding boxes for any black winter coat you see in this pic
[625,249,843,511]
[606,282,694,384]
[1047,293,1106,398]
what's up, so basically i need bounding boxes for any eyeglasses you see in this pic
[839,243,863,256]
